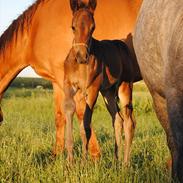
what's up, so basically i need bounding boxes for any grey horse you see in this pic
[134,0,183,182]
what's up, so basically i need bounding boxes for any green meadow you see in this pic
[0,79,172,183]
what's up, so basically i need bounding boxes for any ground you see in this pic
[0,80,171,183]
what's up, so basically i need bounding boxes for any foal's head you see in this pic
[70,0,97,64]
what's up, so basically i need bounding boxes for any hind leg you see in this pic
[166,89,183,182]
[101,89,123,160]
[118,82,135,164]
[52,83,66,155]
[151,92,176,171]
[75,91,100,159]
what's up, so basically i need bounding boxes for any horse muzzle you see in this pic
[76,52,89,64]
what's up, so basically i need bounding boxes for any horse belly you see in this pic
[133,0,182,97]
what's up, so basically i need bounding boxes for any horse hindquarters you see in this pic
[165,27,183,181]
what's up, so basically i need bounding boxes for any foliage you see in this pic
[9,77,52,89]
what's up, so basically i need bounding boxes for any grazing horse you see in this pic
[134,0,183,181]
[64,38,141,162]
[0,0,142,158]
[63,1,142,162]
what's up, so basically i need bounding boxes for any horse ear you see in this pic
[70,0,79,13]
[88,0,97,13]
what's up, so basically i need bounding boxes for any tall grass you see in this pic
[0,82,172,183]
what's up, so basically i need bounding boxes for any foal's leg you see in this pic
[74,91,100,159]
[52,83,66,155]
[84,75,101,154]
[118,82,136,164]
[63,81,76,162]
[101,89,123,160]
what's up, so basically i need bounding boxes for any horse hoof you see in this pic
[89,144,101,160]
[67,155,74,163]
[52,144,64,157]
[90,151,101,161]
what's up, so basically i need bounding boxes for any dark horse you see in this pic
[134,0,183,182]
[63,1,142,162]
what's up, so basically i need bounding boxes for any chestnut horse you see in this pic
[0,0,142,158]
[63,36,142,162]
[134,0,183,181]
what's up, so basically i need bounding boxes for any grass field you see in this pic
[0,81,172,183]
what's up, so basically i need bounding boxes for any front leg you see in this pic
[84,75,101,155]
[52,83,66,155]
[63,80,76,162]
[74,91,101,159]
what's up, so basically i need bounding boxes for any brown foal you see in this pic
[62,0,142,162]
[63,37,142,162]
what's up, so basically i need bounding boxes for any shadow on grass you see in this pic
[32,149,57,168]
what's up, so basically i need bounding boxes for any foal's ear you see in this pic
[70,0,79,13]
[88,0,97,13]
[70,0,97,14]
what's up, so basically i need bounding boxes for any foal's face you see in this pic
[72,9,95,64]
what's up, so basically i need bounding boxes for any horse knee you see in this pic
[63,99,76,115]
[0,108,3,123]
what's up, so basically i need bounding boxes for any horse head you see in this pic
[70,0,97,64]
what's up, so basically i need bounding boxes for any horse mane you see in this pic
[0,0,46,54]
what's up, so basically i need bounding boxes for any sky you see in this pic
[0,0,39,77]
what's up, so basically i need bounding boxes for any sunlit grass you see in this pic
[0,82,172,182]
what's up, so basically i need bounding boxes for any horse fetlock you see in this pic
[67,152,74,163]
[52,143,64,156]
[84,127,91,140]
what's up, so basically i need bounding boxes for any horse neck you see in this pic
[90,38,100,55]
[0,0,44,79]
